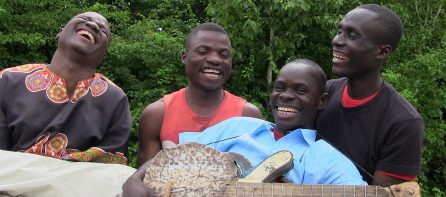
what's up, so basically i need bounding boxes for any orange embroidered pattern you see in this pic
[66,147,127,165]
[47,77,69,103]
[90,75,108,97]
[25,69,52,92]
[25,132,127,165]
[3,64,111,103]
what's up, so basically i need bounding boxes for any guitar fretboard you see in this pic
[212,182,389,197]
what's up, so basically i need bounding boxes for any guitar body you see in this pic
[143,143,420,197]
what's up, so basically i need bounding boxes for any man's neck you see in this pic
[185,86,225,116]
[346,73,383,99]
[49,51,97,97]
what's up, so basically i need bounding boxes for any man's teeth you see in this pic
[77,30,95,44]
[333,53,348,60]
[202,69,220,74]
[277,106,298,114]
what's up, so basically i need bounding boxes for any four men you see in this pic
[1,3,424,196]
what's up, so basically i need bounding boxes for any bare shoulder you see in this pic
[142,98,165,116]
[242,102,263,119]
[140,98,165,133]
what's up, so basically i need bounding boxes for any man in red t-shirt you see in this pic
[136,22,262,167]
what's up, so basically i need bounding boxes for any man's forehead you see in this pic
[73,12,108,23]
[343,8,378,24]
[192,31,230,42]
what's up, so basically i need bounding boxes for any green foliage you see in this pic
[1,0,445,194]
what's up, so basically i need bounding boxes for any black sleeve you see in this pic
[375,118,424,175]
[0,72,11,150]
[96,95,132,156]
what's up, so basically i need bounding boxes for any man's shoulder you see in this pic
[143,98,165,115]
[382,82,422,120]
[326,78,347,92]
[223,89,247,102]
[326,78,347,86]
[206,117,271,136]
[218,116,270,127]
[310,139,338,153]
[1,64,46,79]
[96,74,125,94]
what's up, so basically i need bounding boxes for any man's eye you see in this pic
[220,52,230,59]
[273,85,284,91]
[102,30,108,37]
[348,32,358,40]
[336,29,342,35]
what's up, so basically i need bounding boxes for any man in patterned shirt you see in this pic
[0,11,134,196]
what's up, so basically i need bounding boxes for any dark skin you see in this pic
[332,8,408,186]
[49,12,110,97]
[124,61,326,197]
[270,63,326,133]
[136,30,262,168]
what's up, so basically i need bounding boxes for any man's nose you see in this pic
[279,91,295,101]
[332,34,346,48]
[206,52,222,65]
[86,21,99,32]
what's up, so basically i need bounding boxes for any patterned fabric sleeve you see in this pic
[0,71,10,150]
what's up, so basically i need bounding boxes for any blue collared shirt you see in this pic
[180,117,367,185]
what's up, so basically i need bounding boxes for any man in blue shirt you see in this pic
[123,59,366,196]
[180,59,366,185]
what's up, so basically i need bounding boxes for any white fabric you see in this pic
[0,150,135,197]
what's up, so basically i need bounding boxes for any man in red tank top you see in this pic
[136,23,262,167]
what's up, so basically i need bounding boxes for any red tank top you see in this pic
[160,88,247,144]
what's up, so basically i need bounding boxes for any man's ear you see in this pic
[55,27,64,41]
[377,44,391,60]
[181,50,187,65]
[318,93,328,110]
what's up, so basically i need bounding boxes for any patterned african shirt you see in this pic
[0,64,131,164]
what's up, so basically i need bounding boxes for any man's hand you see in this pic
[122,161,156,197]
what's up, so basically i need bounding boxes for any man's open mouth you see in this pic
[77,29,95,44]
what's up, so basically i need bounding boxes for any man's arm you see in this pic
[373,118,424,186]
[136,99,164,168]
[0,73,10,150]
[372,172,410,186]
[242,102,263,119]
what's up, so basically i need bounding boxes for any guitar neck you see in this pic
[215,182,390,197]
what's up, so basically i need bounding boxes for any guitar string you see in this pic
[209,184,386,197]
[176,184,387,197]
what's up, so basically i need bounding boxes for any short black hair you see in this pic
[358,4,403,50]
[288,59,327,94]
[185,22,228,50]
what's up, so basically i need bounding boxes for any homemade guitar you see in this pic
[143,143,420,197]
